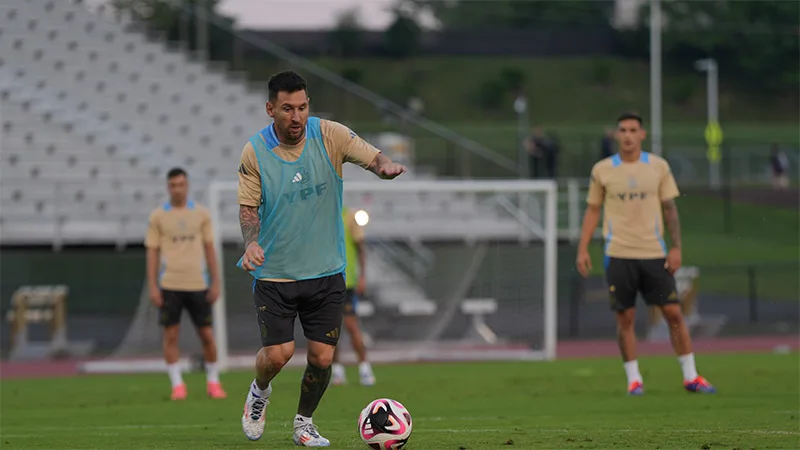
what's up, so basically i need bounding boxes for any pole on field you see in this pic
[695,59,722,190]
[650,0,662,156]
[514,95,529,178]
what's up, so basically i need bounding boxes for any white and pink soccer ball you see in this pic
[357,398,413,449]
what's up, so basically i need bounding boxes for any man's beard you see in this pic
[280,123,305,144]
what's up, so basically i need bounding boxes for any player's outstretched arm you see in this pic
[366,153,407,180]
[239,205,264,272]
[324,119,406,179]
[662,199,682,274]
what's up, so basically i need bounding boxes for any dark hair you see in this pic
[268,70,308,102]
[617,112,643,126]
[167,167,187,180]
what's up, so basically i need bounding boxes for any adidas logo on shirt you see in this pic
[292,172,303,183]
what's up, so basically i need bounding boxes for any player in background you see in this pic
[575,112,716,396]
[331,206,376,387]
[237,71,406,447]
[145,168,227,400]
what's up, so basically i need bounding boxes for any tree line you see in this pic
[111,0,798,95]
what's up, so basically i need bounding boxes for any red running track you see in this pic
[1,335,797,380]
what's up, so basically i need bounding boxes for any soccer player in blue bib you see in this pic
[237,71,407,447]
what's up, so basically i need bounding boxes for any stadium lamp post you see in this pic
[514,94,529,178]
[649,0,663,156]
[694,58,722,190]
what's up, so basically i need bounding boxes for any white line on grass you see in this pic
[1,428,513,439]
[5,424,798,437]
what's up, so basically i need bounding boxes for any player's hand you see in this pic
[241,242,264,272]
[665,248,682,275]
[576,249,592,278]
[206,282,220,304]
[378,162,407,180]
[356,275,367,296]
[149,286,163,308]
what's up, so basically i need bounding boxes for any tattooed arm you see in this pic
[662,199,681,249]
[659,160,682,273]
[237,141,265,271]
[662,199,682,274]
[239,205,260,246]
[239,205,264,272]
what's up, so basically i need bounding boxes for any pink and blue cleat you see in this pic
[207,382,227,399]
[171,384,187,401]
[684,376,716,393]
[627,381,645,396]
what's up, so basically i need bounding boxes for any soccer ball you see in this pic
[357,398,413,449]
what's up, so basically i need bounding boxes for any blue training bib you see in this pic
[237,117,345,280]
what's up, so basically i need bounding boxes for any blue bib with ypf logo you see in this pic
[237,117,345,280]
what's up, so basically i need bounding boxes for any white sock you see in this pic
[623,360,643,385]
[205,362,219,384]
[294,414,312,428]
[678,353,699,382]
[167,362,183,388]
[250,379,271,398]
[332,363,345,376]
[359,361,373,374]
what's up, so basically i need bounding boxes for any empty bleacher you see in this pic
[1,0,266,242]
[1,0,550,247]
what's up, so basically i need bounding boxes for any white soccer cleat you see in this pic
[293,422,331,447]
[241,383,271,441]
[359,362,376,386]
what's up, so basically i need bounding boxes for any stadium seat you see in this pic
[0,0,267,232]
[460,299,499,344]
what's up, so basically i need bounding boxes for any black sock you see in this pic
[297,363,332,418]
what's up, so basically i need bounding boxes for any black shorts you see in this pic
[160,289,212,328]
[342,289,358,316]
[605,257,679,311]
[253,273,346,347]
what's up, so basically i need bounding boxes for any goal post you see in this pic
[208,178,559,371]
[208,180,235,371]
[79,178,561,374]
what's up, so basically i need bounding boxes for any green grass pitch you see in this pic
[2,353,798,449]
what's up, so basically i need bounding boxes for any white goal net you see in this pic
[81,178,559,373]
